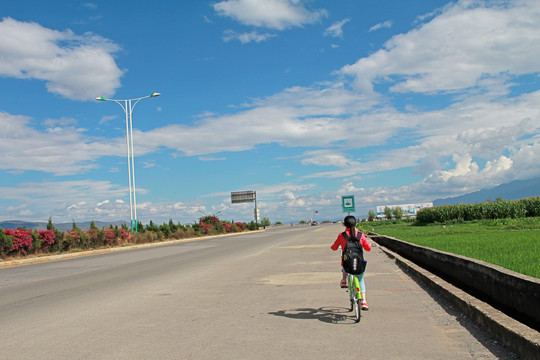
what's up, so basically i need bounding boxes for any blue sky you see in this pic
[0,0,539,225]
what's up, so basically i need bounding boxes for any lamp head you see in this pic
[150,92,160,97]
[96,96,106,101]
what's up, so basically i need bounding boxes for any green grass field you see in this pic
[361,218,540,278]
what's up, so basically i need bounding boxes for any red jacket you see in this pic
[331,228,371,253]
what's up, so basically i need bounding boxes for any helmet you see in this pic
[343,215,356,228]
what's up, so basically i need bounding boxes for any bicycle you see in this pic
[347,273,362,322]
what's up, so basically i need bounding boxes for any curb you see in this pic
[0,230,263,268]
[376,243,540,360]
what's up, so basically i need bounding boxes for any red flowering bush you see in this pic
[198,222,213,234]
[5,228,33,255]
[38,230,56,252]
[235,222,245,231]
[103,228,116,245]
[64,229,82,250]
[117,229,133,244]
[87,228,102,248]
[0,216,257,260]
[199,216,223,235]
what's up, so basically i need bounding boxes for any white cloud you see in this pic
[0,179,135,222]
[143,161,156,168]
[68,201,88,210]
[99,115,117,125]
[0,111,158,176]
[340,1,540,94]
[369,20,392,32]
[222,29,276,43]
[410,154,514,198]
[43,117,78,127]
[338,182,364,195]
[324,18,350,38]
[439,153,480,182]
[150,108,333,155]
[298,87,540,192]
[82,3,98,10]
[301,150,356,168]
[213,0,327,30]
[0,17,123,101]
[0,180,125,204]
[511,142,540,179]
[143,83,377,156]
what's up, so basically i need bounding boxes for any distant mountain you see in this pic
[434,177,540,206]
[0,220,46,231]
[0,220,129,231]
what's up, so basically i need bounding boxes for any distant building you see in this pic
[376,202,433,219]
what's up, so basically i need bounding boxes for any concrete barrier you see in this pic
[374,241,540,360]
[369,234,540,332]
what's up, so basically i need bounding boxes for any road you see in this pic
[0,224,519,359]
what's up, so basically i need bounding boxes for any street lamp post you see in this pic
[96,92,160,232]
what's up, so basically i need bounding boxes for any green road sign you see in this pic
[342,195,355,213]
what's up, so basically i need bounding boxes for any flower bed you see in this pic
[0,216,258,259]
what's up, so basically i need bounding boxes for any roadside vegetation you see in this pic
[360,197,540,278]
[0,216,259,260]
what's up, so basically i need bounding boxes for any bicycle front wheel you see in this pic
[347,275,354,311]
[351,275,361,322]
[353,299,360,322]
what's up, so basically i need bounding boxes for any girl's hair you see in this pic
[343,215,357,241]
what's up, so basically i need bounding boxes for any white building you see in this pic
[376,202,433,219]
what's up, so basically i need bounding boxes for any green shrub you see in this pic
[0,228,14,257]
[416,197,539,224]
[523,197,540,217]
[246,221,259,231]
[31,229,41,253]
[134,231,158,244]
[159,223,172,238]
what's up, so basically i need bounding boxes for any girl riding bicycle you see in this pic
[331,215,371,310]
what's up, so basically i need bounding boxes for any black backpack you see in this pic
[342,230,367,275]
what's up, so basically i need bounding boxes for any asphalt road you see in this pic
[0,224,519,359]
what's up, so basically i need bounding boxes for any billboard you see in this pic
[231,190,259,222]
[376,202,433,218]
[231,191,256,204]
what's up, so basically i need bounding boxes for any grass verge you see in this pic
[361,218,540,278]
